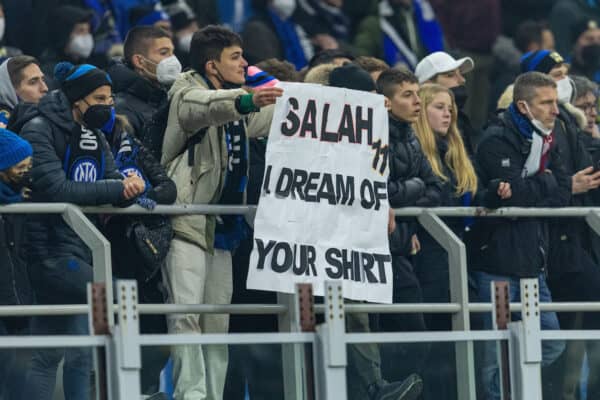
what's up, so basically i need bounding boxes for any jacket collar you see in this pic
[388,114,413,141]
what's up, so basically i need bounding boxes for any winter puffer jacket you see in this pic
[388,116,442,208]
[547,104,600,277]
[387,116,442,255]
[0,213,33,331]
[107,59,169,157]
[469,111,571,277]
[18,90,126,264]
[0,214,32,306]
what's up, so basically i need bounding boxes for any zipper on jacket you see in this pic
[2,216,21,305]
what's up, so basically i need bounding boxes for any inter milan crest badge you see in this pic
[70,157,99,182]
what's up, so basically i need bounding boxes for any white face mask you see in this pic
[271,0,296,20]
[67,34,94,59]
[556,77,574,104]
[156,55,182,85]
[523,102,553,137]
[0,18,6,42]
[178,33,193,53]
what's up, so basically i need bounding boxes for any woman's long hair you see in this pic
[413,83,477,196]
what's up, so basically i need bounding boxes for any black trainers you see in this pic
[368,374,423,400]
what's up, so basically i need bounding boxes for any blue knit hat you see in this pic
[0,128,33,171]
[54,62,113,104]
[520,50,565,74]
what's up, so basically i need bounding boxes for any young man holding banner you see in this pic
[160,25,282,400]
[328,63,425,400]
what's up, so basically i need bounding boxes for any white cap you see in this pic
[414,52,475,84]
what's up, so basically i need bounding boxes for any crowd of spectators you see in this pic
[1,0,600,400]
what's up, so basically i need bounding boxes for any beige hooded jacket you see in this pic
[161,70,274,251]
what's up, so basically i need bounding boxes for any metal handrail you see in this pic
[3,204,600,320]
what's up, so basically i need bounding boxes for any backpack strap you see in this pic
[186,127,209,166]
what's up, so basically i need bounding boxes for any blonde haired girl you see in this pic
[414,83,478,196]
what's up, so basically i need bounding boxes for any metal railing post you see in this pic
[418,211,477,400]
[63,204,114,331]
[491,281,511,400]
[313,281,347,400]
[278,287,307,400]
[109,280,142,400]
[508,279,542,400]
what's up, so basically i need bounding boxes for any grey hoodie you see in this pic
[0,58,18,110]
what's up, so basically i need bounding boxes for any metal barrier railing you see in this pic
[2,204,600,400]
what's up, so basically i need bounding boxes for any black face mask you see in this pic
[8,170,31,191]
[581,44,600,68]
[211,62,243,89]
[450,85,468,110]
[82,104,114,130]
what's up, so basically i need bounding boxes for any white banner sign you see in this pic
[247,82,392,303]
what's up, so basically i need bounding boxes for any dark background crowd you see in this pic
[1,1,600,400]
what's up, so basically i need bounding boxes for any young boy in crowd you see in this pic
[375,67,442,394]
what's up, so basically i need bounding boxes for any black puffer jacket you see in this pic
[107,60,169,155]
[547,105,600,277]
[388,117,442,207]
[19,90,126,263]
[0,212,33,331]
[0,214,32,306]
[470,111,571,277]
[387,116,442,255]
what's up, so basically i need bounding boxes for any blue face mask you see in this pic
[100,107,116,137]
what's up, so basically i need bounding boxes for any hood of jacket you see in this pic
[21,89,79,134]
[168,69,209,99]
[562,102,587,130]
[107,58,166,103]
[6,102,38,132]
[0,58,17,110]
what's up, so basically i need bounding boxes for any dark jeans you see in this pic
[376,256,429,384]
[24,314,91,400]
[548,249,600,400]
[414,243,457,400]
[24,256,93,400]
[224,235,284,400]
[471,272,564,400]
[0,320,15,399]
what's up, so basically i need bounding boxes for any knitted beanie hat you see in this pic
[54,62,113,104]
[520,50,565,74]
[0,128,33,171]
[329,63,376,92]
[245,66,280,89]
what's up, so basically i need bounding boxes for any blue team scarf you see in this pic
[461,192,474,230]
[267,9,308,70]
[508,103,535,140]
[381,0,443,68]
[0,180,22,204]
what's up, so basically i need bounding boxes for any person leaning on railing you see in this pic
[18,62,145,400]
[0,128,34,395]
[470,71,571,400]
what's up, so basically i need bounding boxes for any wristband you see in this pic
[235,93,259,114]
